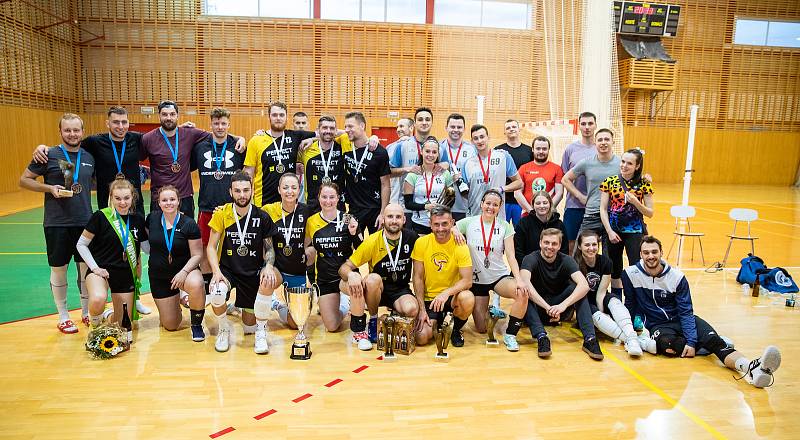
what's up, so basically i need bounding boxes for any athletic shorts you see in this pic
[106,267,135,294]
[579,213,605,237]
[221,268,259,309]
[505,203,522,225]
[563,208,585,241]
[198,211,213,246]
[44,226,84,267]
[380,285,415,309]
[317,279,342,296]
[350,206,381,235]
[149,276,180,299]
[281,272,307,289]
[471,274,512,297]
[424,296,454,323]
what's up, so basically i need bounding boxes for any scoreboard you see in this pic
[613,2,681,37]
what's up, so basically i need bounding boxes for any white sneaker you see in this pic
[254,329,269,354]
[135,300,152,315]
[625,337,643,357]
[352,331,372,351]
[215,326,230,352]
[743,346,781,388]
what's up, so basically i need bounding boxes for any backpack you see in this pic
[736,254,767,285]
[736,254,799,293]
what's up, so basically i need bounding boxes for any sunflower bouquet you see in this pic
[85,323,129,359]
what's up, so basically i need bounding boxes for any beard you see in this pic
[234,197,251,208]
[161,120,177,131]
[271,121,286,132]
[384,222,402,234]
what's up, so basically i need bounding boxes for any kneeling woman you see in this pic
[76,179,148,330]
[574,230,642,356]
[145,185,205,338]
[304,183,370,349]
[453,189,530,351]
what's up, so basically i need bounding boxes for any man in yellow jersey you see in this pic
[340,203,419,343]
[411,206,475,347]
[243,102,317,207]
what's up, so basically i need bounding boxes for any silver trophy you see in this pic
[486,306,500,346]
[433,312,454,362]
[277,285,317,360]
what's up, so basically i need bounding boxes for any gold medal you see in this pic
[283,246,293,257]
[275,163,285,173]
[391,272,398,282]
[237,245,249,257]
[321,176,332,184]
[171,162,181,173]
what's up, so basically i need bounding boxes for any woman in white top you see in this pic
[403,136,453,235]
[452,188,530,352]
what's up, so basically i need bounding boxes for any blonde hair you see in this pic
[59,113,84,129]
[108,178,138,210]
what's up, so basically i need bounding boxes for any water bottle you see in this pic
[633,315,643,332]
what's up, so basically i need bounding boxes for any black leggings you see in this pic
[524,283,596,340]
[605,232,642,279]
[651,316,735,363]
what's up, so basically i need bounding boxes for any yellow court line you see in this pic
[568,328,728,440]
[0,252,47,255]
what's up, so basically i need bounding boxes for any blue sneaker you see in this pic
[503,334,519,352]
[367,316,378,343]
[489,305,507,319]
[191,325,205,342]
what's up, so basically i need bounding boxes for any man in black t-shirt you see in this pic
[343,111,391,234]
[519,228,602,360]
[495,119,533,225]
[20,113,96,334]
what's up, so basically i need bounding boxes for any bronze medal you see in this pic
[237,245,249,257]
[213,170,223,180]
[283,246,293,257]
[275,163,285,173]
[71,183,83,194]
[171,162,181,173]
[122,251,127,262]
[115,172,125,180]
[168,254,173,264]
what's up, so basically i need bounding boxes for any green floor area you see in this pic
[0,192,164,324]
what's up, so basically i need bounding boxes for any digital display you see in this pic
[613,1,681,37]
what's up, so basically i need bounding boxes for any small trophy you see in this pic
[58,160,75,197]
[277,285,317,360]
[435,186,456,209]
[382,315,398,362]
[433,312,454,362]
[486,307,500,346]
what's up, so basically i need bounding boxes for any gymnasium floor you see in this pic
[0,183,798,439]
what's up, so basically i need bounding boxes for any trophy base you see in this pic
[382,353,398,362]
[486,339,500,347]
[290,342,312,360]
[57,189,74,198]
[434,353,450,362]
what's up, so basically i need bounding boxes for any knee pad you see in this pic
[254,294,271,320]
[209,282,228,307]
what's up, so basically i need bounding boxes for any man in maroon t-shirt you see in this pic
[140,100,245,217]
[514,136,564,216]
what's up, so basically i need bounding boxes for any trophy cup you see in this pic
[58,160,75,197]
[435,186,456,209]
[278,285,317,360]
[382,315,398,362]
[433,312,454,362]
[486,306,500,346]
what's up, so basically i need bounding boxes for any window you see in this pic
[204,0,312,19]
[321,0,426,24]
[435,0,532,30]
[734,19,800,48]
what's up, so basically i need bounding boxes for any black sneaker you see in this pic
[537,335,552,358]
[191,325,205,342]
[451,330,464,347]
[582,337,604,360]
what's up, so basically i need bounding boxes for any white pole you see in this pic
[476,95,485,124]
[681,104,699,206]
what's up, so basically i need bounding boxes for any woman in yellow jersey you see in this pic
[304,183,371,350]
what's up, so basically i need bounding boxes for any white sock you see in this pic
[607,297,637,340]
[77,277,89,317]
[90,314,102,327]
[275,302,289,324]
[49,268,70,322]
[592,311,624,339]
[256,320,268,332]
[735,356,750,373]
[215,311,228,329]
[491,292,501,309]
[339,292,351,318]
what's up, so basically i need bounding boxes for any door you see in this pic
[371,126,399,146]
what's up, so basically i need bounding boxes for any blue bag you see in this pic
[760,267,799,293]
[736,254,766,285]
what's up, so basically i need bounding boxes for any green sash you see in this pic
[101,208,142,320]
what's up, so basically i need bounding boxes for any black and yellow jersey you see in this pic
[244,129,315,207]
[262,201,309,276]
[305,211,360,284]
[208,203,278,277]
[349,228,418,289]
[298,134,351,212]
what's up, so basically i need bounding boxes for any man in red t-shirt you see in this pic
[514,136,564,215]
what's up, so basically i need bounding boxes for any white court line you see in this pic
[656,199,800,229]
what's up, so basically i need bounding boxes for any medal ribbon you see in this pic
[161,212,180,260]
[480,218,496,263]
[58,145,81,185]
[108,134,126,176]
[382,230,403,276]
[159,128,179,164]
[423,169,435,202]
[269,133,286,168]
[232,204,253,249]
[351,145,369,176]
[478,150,492,184]
[447,141,463,166]
[319,141,334,180]
[212,138,228,172]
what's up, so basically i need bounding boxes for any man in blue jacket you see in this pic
[622,235,781,388]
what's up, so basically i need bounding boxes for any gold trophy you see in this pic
[433,312,454,362]
[276,285,317,360]
[378,314,416,356]
[382,315,398,362]
[435,185,456,209]
[486,306,500,346]
[58,160,75,197]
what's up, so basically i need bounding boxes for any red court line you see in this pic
[209,426,235,438]
[376,355,383,360]
[352,365,369,373]
[253,409,277,420]
[292,393,313,403]
[324,378,342,387]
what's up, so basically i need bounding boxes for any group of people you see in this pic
[20,104,781,388]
